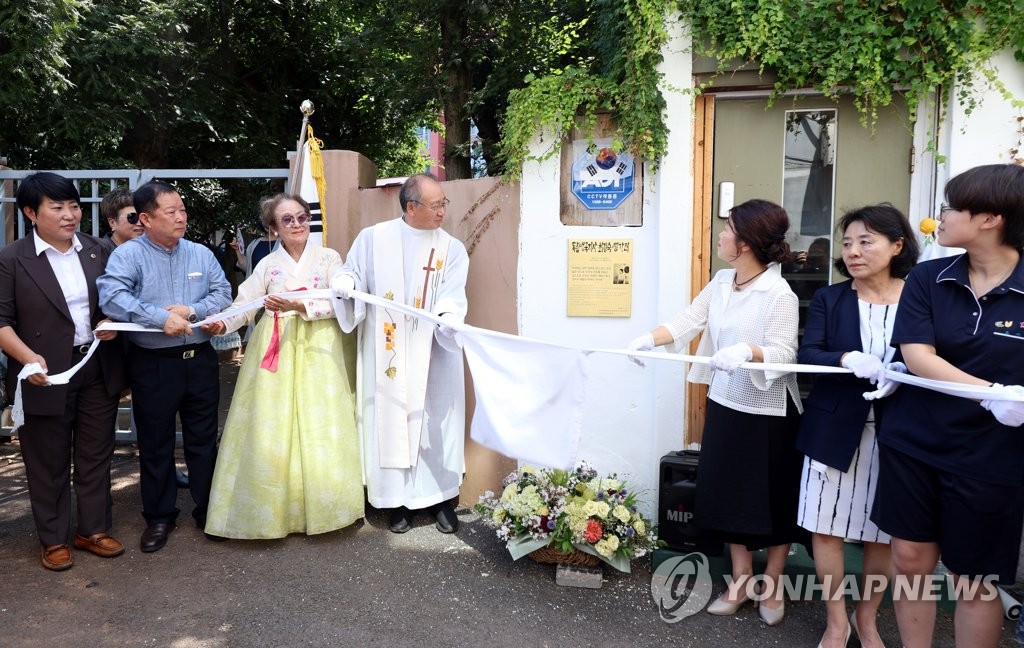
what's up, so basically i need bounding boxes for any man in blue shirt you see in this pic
[98,181,232,553]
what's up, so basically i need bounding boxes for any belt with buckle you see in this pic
[136,342,210,359]
[73,344,91,355]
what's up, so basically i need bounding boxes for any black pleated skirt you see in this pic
[695,397,808,551]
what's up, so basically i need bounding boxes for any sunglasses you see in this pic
[279,213,311,228]
[125,212,140,225]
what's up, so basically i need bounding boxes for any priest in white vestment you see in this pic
[332,173,469,534]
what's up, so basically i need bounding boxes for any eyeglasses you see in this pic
[412,198,450,211]
[938,203,959,218]
[279,213,311,228]
[126,212,139,224]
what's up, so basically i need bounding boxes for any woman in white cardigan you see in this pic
[629,199,804,626]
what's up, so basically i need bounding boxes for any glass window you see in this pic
[780,109,837,395]
[781,109,836,302]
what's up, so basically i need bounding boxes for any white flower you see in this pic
[583,500,610,519]
[500,483,518,503]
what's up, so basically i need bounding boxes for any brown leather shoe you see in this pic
[73,533,125,558]
[41,544,73,571]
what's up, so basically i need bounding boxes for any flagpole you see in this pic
[289,100,315,191]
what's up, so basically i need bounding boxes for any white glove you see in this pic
[709,343,752,375]
[330,273,355,299]
[437,312,460,339]
[862,361,907,401]
[982,384,1024,427]
[626,333,655,368]
[841,351,884,382]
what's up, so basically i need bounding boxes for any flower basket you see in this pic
[529,544,601,567]
[476,461,659,573]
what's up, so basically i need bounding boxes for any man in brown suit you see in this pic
[0,172,127,570]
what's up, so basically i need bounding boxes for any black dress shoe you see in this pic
[175,468,189,489]
[140,522,174,553]
[434,501,459,534]
[389,507,412,534]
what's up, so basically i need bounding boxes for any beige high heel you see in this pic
[758,598,785,626]
[706,588,757,615]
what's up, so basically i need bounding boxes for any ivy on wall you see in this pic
[498,0,1024,179]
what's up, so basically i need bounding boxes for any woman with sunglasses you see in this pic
[203,193,362,538]
[99,188,145,252]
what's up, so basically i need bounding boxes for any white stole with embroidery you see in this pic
[371,219,453,468]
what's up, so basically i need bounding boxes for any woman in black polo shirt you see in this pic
[873,164,1024,648]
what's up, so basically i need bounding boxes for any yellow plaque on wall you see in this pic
[567,239,632,317]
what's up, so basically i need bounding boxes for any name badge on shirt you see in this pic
[187,272,203,281]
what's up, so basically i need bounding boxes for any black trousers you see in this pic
[20,353,119,546]
[127,342,219,526]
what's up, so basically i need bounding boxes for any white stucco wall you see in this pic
[517,20,694,519]
[942,50,1024,178]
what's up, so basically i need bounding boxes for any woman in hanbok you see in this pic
[204,194,362,538]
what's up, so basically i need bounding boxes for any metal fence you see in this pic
[0,168,290,245]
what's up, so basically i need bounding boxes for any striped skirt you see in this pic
[797,420,890,544]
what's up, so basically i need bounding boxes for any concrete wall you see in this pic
[516,20,695,519]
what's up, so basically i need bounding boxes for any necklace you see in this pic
[733,266,768,289]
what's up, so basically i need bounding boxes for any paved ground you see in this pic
[0,360,1021,647]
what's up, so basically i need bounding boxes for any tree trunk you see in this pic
[439,7,472,180]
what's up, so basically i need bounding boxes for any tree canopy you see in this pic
[0,0,594,179]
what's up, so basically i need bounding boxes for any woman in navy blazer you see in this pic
[795,204,919,648]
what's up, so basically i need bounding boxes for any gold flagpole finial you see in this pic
[290,101,315,190]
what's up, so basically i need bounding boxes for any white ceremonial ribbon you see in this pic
[11,339,103,433]
[17,288,1020,466]
[324,289,1024,467]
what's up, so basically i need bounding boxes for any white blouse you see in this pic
[662,263,802,417]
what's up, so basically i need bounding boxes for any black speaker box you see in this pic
[658,450,723,556]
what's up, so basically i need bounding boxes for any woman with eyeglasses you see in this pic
[872,165,1024,648]
[203,193,362,538]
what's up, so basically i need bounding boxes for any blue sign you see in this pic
[570,147,635,210]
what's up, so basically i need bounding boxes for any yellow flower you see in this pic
[491,508,506,524]
[920,217,938,236]
[520,465,537,475]
[384,290,394,300]
[632,518,646,535]
[384,366,398,379]
[537,506,549,517]
[436,258,444,270]
[612,505,631,523]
